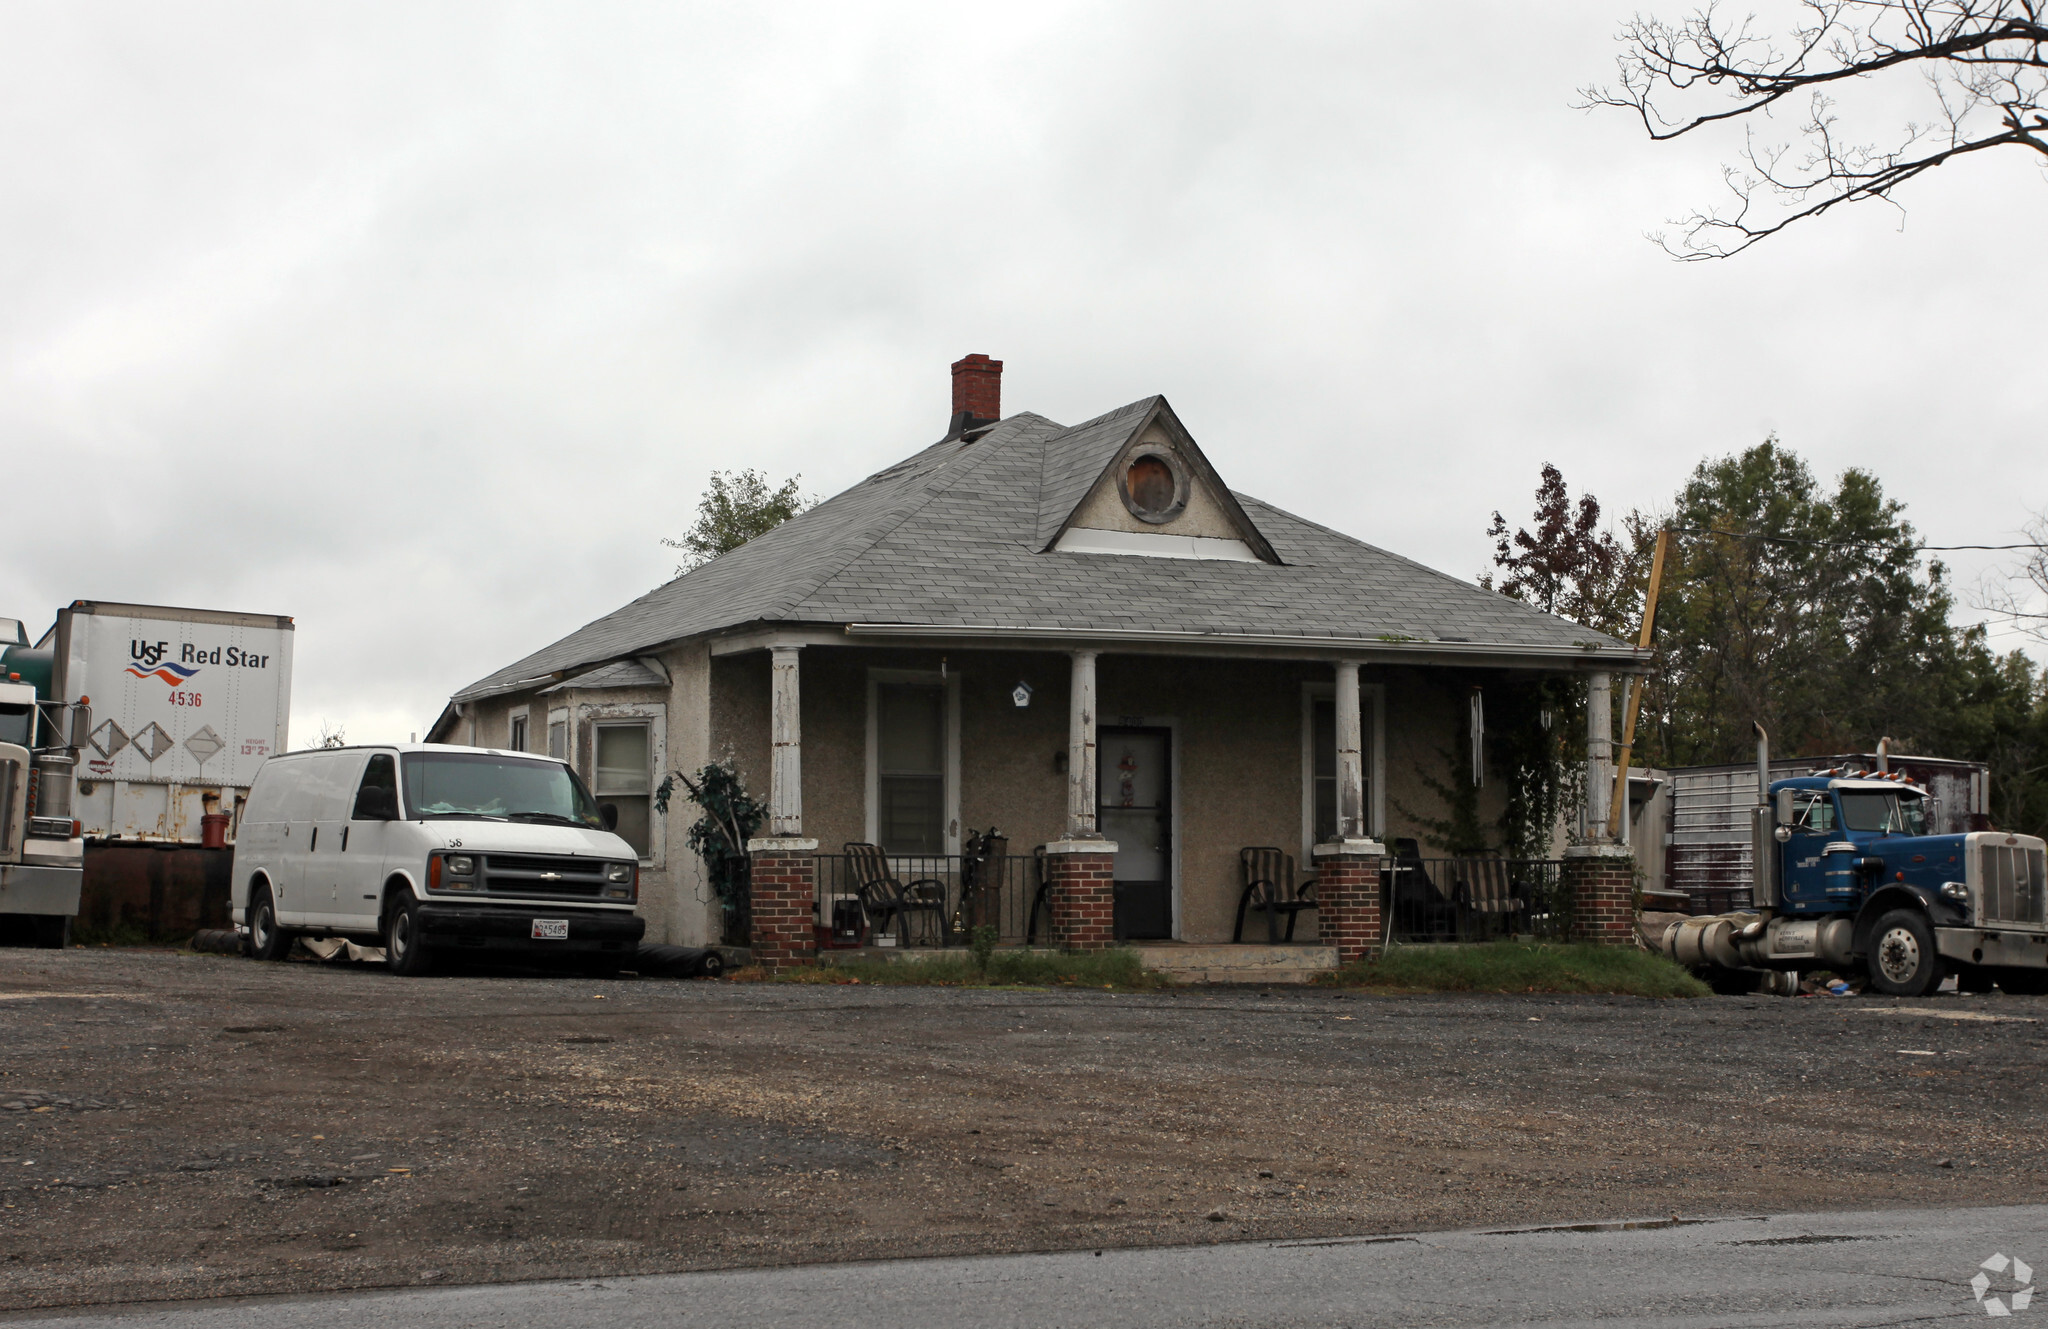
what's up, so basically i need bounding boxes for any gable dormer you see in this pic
[1044,397,1279,564]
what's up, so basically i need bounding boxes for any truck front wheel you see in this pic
[1867,909,1939,997]
[247,888,294,962]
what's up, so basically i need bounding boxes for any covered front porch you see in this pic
[718,625,1640,969]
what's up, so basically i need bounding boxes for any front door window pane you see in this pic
[877,684,943,855]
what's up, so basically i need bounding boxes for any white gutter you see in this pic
[843,622,1645,667]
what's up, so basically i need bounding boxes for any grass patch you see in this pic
[1320,941,1709,999]
[752,947,1173,990]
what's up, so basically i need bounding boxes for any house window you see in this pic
[508,714,528,752]
[876,682,945,854]
[1305,684,1381,851]
[593,722,652,858]
[547,708,568,760]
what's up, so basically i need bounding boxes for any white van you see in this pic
[230,743,646,976]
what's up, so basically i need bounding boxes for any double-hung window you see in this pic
[593,722,653,858]
[1304,684,1381,851]
[508,714,528,753]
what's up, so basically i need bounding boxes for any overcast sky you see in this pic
[4,1,2043,747]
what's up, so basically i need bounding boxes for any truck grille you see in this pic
[1979,844,2047,926]
[480,853,608,898]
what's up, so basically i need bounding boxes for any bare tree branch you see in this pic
[1583,1,2048,256]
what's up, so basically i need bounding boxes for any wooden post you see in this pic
[1587,672,1612,839]
[1333,661,1365,841]
[769,645,803,837]
[1066,650,1099,839]
[1606,528,1671,840]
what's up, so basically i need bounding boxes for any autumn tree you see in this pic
[663,469,812,575]
[1480,462,1639,635]
[1585,1,2048,256]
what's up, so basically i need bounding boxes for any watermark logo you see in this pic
[1973,1253,2034,1317]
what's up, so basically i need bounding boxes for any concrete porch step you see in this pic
[1134,943,1339,985]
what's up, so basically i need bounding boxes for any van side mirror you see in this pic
[354,787,399,821]
[599,803,619,832]
[1774,788,1794,826]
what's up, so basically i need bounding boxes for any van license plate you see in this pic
[531,919,569,940]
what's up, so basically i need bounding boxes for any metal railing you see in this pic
[813,852,1045,948]
[1381,857,1570,945]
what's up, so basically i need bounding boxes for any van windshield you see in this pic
[400,751,606,827]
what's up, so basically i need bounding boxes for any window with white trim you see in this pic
[1303,682,1383,854]
[508,712,528,753]
[593,721,653,858]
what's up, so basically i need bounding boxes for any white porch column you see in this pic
[1586,671,1612,842]
[769,645,803,837]
[1333,660,1366,841]
[1066,649,1100,839]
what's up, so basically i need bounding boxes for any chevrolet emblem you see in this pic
[539,872,561,881]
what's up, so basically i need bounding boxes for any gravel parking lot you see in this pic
[4,947,2047,1311]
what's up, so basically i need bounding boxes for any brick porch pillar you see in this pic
[1045,840,1117,952]
[746,837,819,971]
[1564,843,1635,945]
[1314,839,1385,965]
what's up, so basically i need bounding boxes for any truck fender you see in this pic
[1852,885,1961,957]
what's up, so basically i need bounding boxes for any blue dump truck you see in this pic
[1662,726,2048,997]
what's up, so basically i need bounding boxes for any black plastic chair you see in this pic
[843,843,948,946]
[1387,837,1457,943]
[1234,847,1319,943]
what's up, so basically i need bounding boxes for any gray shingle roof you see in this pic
[452,398,1630,701]
[540,658,666,693]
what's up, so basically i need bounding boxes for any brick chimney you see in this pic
[949,353,1003,434]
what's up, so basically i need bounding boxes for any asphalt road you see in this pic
[4,1204,2041,1328]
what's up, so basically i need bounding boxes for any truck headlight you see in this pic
[1941,881,1968,903]
[445,854,475,877]
[605,862,633,884]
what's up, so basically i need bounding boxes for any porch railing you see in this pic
[813,853,1045,948]
[1381,857,1570,945]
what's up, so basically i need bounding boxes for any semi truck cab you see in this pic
[1665,770,2048,997]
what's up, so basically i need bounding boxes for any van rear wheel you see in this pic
[1866,909,1939,997]
[382,894,435,977]
[247,888,294,962]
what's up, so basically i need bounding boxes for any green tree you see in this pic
[663,469,811,574]
[1635,439,1955,766]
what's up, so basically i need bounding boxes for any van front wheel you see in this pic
[382,895,435,977]
[247,888,294,962]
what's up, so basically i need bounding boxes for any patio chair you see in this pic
[1234,847,1319,943]
[1387,838,1457,943]
[843,843,948,947]
[1449,857,1525,940]
[1024,844,1052,945]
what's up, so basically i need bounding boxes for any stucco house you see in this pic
[431,355,1645,961]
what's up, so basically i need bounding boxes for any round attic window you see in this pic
[1118,448,1189,524]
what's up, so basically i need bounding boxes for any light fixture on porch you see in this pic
[1011,681,1033,708]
